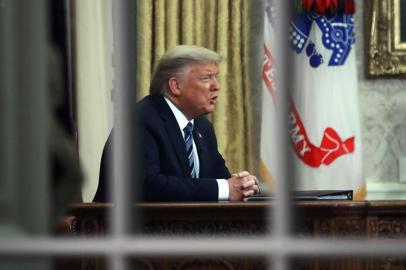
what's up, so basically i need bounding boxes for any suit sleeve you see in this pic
[198,118,231,179]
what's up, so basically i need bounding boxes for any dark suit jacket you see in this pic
[93,95,231,202]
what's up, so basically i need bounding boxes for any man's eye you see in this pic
[200,74,218,81]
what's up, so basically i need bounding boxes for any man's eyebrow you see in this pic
[200,73,219,78]
[202,71,219,75]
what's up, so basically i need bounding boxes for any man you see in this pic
[94,45,259,202]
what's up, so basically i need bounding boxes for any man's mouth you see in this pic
[210,96,218,104]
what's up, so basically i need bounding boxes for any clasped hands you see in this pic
[228,171,260,201]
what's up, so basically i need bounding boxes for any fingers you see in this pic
[241,178,255,189]
[242,186,260,201]
[237,171,250,178]
[252,176,260,194]
[242,173,260,195]
[240,174,257,190]
[229,171,260,201]
[252,184,260,194]
[242,184,259,196]
[253,176,259,186]
[242,188,255,198]
[232,171,259,190]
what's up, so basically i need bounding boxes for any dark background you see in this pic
[50,0,75,139]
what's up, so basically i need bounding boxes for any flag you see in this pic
[259,0,365,200]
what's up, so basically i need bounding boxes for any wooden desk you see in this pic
[60,201,406,269]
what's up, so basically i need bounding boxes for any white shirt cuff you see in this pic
[216,179,229,200]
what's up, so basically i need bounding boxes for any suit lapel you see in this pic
[193,120,206,176]
[154,96,190,176]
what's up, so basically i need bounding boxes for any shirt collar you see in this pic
[164,97,194,131]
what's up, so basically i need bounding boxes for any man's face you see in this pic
[176,62,220,119]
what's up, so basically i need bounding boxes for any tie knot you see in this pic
[183,122,193,134]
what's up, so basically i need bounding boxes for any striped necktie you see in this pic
[183,122,196,178]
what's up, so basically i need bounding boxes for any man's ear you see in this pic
[168,77,181,96]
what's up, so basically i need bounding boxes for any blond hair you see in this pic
[149,45,221,95]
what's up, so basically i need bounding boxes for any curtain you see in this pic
[75,0,114,201]
[137,0,254,174]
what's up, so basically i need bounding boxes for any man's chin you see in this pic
[196,106,216,117]
[206,106,216,114]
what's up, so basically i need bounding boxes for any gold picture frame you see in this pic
[366,0,406,77]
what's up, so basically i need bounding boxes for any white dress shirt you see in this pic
[164,97,229,200]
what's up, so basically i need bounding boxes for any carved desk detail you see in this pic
[63,201,406,270]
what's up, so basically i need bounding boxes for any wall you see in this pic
[356,0,406,199]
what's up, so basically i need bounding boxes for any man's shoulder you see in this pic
[135,95,164,116]
[135,95,174,127]
[136,95,157,109]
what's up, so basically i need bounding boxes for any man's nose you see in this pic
[211,77,220,90]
